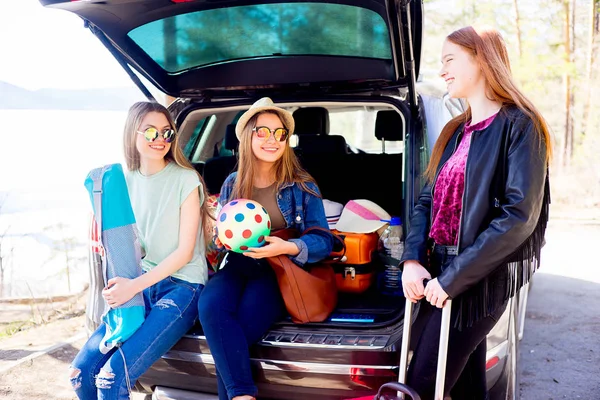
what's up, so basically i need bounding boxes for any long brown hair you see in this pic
[425,26,553,182]
[231,111,320,200]
[123,101,214,237]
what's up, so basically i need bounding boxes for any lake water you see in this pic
[0,109,129,298]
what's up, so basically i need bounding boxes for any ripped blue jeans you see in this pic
[70,276,202,400]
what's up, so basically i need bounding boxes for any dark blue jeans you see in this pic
[70,276,202,400]
[198,252,285,400]
[406,252,508,400]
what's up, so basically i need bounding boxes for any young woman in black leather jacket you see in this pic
[399,26,552,400]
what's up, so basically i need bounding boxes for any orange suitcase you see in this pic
[330,230,379,293]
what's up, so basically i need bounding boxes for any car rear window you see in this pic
[128,3,391,73]
[329,109,404,154]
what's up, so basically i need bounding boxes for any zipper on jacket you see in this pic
[430,130,464,228]
[456,131,476,255]
[456,109,503,253]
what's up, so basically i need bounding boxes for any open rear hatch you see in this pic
[39,0,422,107]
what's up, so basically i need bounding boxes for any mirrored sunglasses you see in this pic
[252,126,289,142]
[137,127,176,143]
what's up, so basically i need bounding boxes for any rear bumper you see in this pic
[138,336,508,400]
[138,331,399,400]
[163,349,397,377]
[139,302,513,400]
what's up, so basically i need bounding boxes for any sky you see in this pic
[0,0,133,90]
[0,0,451,92]
[0,0,466,92]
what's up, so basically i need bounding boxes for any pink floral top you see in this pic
[429,112,498,245]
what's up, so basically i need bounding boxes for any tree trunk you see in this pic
[570,0,576,138]
[513,0,523,59]
[562,0,574,168]
[582,0,599,136]
[163,19,177,72]
[0,222,7,299]
[65,250,71,293]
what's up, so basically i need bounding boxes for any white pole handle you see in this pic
[397,298,453,400]
[434,299,453,400]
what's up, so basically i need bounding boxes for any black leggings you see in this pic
[406,253,508,400]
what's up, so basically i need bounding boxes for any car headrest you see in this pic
[292,107,330,135]
[375,110,404,141]
[223,124,239,151]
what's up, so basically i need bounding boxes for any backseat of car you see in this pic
[197,109,405,218]
[293,107,348,155]
[298,110,404,218]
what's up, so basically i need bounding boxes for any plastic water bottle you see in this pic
[378,217,404,295]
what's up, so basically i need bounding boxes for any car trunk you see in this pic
[275,284,406,328]
[174,94,419,331]
[135,93,419,397]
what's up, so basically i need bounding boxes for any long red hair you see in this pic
[425,26,553,182]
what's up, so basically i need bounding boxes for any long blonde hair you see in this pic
[123,101,214,235]
[231,111,320,200]
[425,26,553,182]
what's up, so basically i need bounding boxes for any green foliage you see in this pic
[0,321,30,338]
[423,0,599,206]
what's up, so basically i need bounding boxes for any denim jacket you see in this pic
[219,172,334,266]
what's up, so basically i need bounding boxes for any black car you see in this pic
[40,1,526,399]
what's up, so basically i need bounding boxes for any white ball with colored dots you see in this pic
[216,199,271,253]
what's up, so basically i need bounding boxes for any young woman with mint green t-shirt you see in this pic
[69,101,212,400]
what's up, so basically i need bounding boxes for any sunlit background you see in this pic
[0,0,145,297]
[0,0,598,299]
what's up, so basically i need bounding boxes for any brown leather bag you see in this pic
[267,227,345,324]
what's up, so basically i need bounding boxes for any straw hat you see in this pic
[235,97,295,140]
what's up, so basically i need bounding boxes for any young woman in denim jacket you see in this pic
[198,97,334,400]
[70,102,212,400]
[399,27,552,400]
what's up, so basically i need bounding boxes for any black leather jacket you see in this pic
[400,105,549,326]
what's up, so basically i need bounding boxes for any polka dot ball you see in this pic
[216,199,271,253]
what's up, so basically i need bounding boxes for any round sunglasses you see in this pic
[252,126,289,142]
[137,127,176,143]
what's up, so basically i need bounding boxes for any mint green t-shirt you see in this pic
[125,162,207,285]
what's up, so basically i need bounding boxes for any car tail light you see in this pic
[350,367,396,388]
[486,356,500,370]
